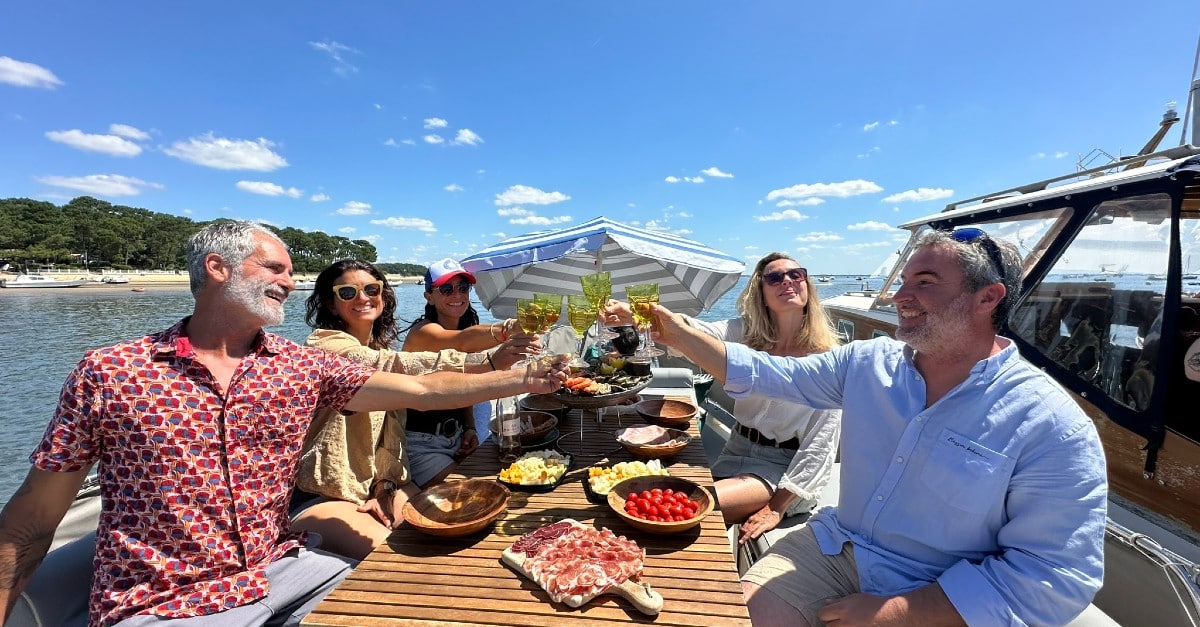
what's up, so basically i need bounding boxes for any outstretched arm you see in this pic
[648,304,729,382]
[345,357,569,413]
[0,467,89,623]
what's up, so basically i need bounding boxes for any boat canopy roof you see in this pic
[899,148,1200,230]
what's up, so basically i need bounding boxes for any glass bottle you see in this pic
[497,396,522,464]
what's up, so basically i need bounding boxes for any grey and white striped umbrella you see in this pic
[460,216,746,318]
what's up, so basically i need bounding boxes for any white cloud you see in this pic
[701,166,734,178]
[423,134,445,145]
[848,220,895,231]
[795,231,844,243]
[108,124,150,140]
[863,120,898,131]
[310,193,330,202]
[362,234,382,243]
[665,176,681,183]
[236,180,303,198]
[308,40,360,76]
[685,176,704,183]
[370,216,438,232]
[444,183,464,192]
[497,206,571,226]
[775,198,825,207]
[766,179,883,201]
[44,129,142,157]
[163,133,288,171]
[35,174,163,196]
[338,226,356,234]
[336,201,372,216]
[383,138,401,147]
[1032,151,1070,160]
[677,211,693,218]
[0,56,63,88]
[882,187,954,203]
[755,209,810,222]
[452,128,483,146]
[424,117,448,129]
[857,146,881,159]
[494,184,570,206]
[1055,151,1069,159]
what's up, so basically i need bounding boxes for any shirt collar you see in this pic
[151,317,283,359]
[901,335,1020,382]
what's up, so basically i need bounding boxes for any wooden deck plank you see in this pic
[303,397,751,626]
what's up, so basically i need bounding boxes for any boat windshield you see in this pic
[1006,193,1196,426]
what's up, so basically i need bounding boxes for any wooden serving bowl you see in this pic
[614,426,693,460]
[401,479,510,537]
[634,398,698,428]
[606,475,714,535]
[519,394,569,421]
[517,410,559,445]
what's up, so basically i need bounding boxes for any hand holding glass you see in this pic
[624,283,664,358]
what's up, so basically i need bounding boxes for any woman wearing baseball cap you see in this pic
[400,258,541,486]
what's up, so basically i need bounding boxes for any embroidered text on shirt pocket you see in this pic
[918,428,1014,515]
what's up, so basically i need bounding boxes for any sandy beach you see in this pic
[0,271,425,290]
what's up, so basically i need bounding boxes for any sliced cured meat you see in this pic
[524,526,644,604]
[501,519,663,615]
[617,425,670,445]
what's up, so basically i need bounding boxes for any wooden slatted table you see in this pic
[303,391,751,626]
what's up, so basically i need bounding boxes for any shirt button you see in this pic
[896,457,904,463]
[915,416,923,422]
[876,495,884,501]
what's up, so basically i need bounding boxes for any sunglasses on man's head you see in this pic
[950,227,1007,282]
[333,281,383,301]
[436,282,472,296]
[762,267,808,286]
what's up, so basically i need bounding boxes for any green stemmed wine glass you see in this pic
[625,282,664,358]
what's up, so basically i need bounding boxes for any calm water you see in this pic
[0,277,860,506]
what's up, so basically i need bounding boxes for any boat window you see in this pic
[1009,193,1171,411]
[836,319,854,343]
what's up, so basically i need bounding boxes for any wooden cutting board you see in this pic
[500,519,664,615]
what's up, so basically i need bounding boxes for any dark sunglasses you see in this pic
[762,267,808,286]
[332,281,384,301]
[950,227,1007,282]
[436,282,472,296]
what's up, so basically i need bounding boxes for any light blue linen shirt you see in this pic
[725,336,1107,626]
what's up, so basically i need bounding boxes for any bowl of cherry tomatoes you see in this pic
[606,475,714,534]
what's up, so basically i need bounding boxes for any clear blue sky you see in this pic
[2,1,1198,274]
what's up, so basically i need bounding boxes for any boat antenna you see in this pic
[1180,30,1200,146]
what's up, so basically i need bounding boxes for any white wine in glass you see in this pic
[625,283,664,358]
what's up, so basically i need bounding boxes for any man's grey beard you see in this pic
[227,269,286,327]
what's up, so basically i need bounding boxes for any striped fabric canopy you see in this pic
[460,216,746,318]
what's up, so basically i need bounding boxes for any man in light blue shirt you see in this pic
[651,229,1106,626]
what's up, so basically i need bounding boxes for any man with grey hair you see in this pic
[646,228,1107,626]
[0,220,570,626]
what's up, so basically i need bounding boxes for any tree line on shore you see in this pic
[0,196,428,277]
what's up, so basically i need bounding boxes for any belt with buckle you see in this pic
[407,418,462,438]
[735,423,800,450]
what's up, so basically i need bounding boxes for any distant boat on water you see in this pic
[102,275,130,284]
[816,275,834,283]
[0,274,88,288]
[293,280,316,291]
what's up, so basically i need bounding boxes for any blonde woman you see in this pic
[605,252,841,542]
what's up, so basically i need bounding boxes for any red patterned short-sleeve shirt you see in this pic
[31,320,375,626]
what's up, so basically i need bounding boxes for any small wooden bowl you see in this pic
[607,475,714,535]
[517,410,558,445]
[402,479,510,537]
[519,394,569,421]
[634,398,698,428]
[615,426,693,460]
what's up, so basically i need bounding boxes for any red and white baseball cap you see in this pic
[424,257,477,288]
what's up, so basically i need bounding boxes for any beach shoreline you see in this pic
[0,272,425,290]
